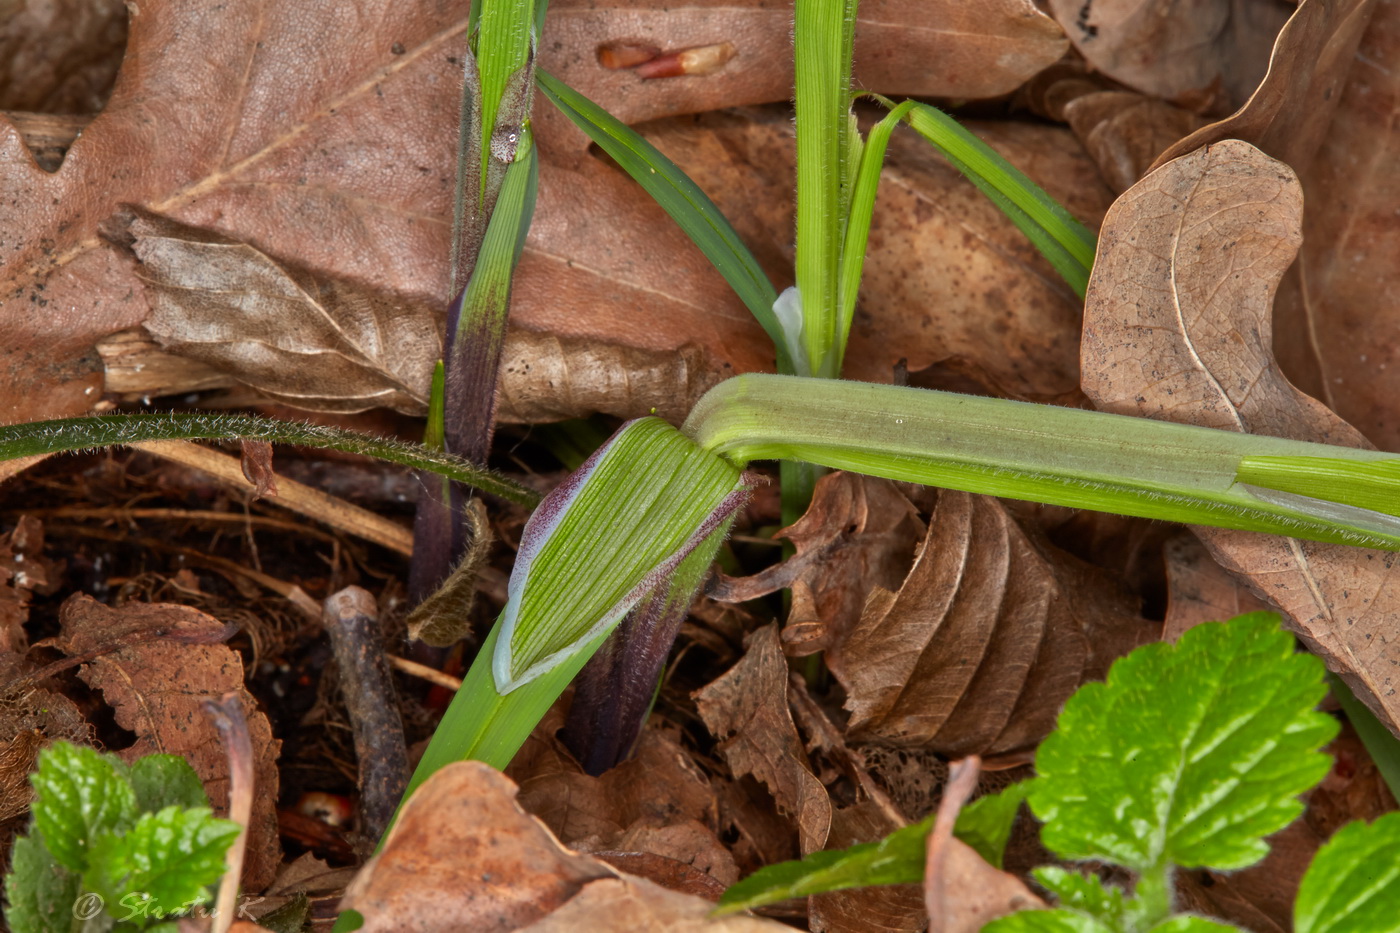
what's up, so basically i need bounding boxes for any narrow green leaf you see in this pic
[1031,867,1124,923]
[3,834,82,933]
[898,101,1096,298]
[715,782,1027,914]
[496,417,747,691]
[981,909,1118,933]
[30,743,136,873]
[1029,613,1338,873]
[83,806,239,914]
[0,411,539,508]
[1237,456,1400,518]
[683,374,1400,550]
[534,70,785,370]
[1294,811,1400,933]
[127,755,209,815]
[1326,673,1400,806]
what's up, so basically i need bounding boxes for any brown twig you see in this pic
[925,755,982,933]
[322,587,409,846]
[202,692,254,933]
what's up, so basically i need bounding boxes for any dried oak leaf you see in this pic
[828,490,1154,758]
[0,0,470,422]
[342,761,788,932]
[1080,138,1400,733]
[693,624,832,855]
[56,594,281,887]
[1046,0,1292,111]
[536,0,1067,150]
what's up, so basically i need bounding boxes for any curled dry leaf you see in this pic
[55,594,282,887]
[1080,138,1400,733]
[829,490,1152,758]
[342,761,788,932]
[693,625,832,855]
[537,0,1067,153]
[1060,91,1210,194]
[1046,0,1291,110]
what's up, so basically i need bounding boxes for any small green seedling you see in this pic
[4,741,239,933]
[714,613,1400,932]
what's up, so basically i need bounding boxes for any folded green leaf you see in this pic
[495,416,748,691]
[83,805,240,913]
[1029,612,1337,874]
[30,743,136,873]
[1293,811,1400,933]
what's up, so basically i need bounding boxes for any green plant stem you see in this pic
[1132,863,1174,929]
[0,412,539,508]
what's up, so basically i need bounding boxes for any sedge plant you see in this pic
[714,612,1400,933]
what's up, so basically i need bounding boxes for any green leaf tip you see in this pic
[1030,612,1338,875]
[494,417,750,693]
[1294,810,1400,933]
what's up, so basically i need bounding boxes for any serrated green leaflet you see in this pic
[1294,811,1400,933]
[714,782,1026,913]
[982,909,1118,933]
[1147,918,1242,932]
[1029,612,1338,873]
[128,755,209,815]
[30,743,136,873]
[4,834,81,933]
[84,806,239,912]
[494,417,746,692]
[1032,867,1125,923]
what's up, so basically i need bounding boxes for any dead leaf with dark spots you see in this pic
[1080,138,1400,734]
[1046,0,1291,110]
[830,490,1153,758]
[1162,533,1274,641]
[56,594,281,887]
[694,625,832,855]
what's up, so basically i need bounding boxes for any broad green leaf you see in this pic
[534,70,784,371]
[900,101,1096,298]
[495,417,747,692]
[1029,613,1337,873]
[128,755,208,815]
[715,782,1027,914]
[1147,918,1243,932]
[1294,811,1400,933]
[957,781,1029,869]
[83,806,239,913]
[684,374,1400,551]
[1031,867,1124,924]
[981,909,1117,933]
[3,834,83,933]
[31,742,136,873]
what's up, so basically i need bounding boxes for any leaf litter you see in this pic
[1,0,1398,930]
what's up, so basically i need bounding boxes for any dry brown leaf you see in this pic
[342,760,788,932]
[55,594,282,887]
[0,515,56,652]
[829,490,1151,758]
[1046,0,1291,110]
[693,624,832,855]
[0,0,126,113]
[927,836,1044,933]
[1161,532,1273,641]
[0,0,470,421]
[809,801,926,933]
[1061,91,1210,193]
[1080,138,1400,733]
[536,0,1067,153]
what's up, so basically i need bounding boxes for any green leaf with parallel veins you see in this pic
[83,805,239,913]
[981,909,1117,933]
[128,755,209,815]
[30,742,136,873]
[1029,612,1338,873]
[3,833,83,933]
[1294,811,1400,933]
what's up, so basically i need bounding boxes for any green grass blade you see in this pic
[794,0,859,379]
[1326,673,1400,805]
[535,69,787,372]
[899,101,1096,298]
[684,374,1400,550]
[475,0,535,199]
[0,412,539,507]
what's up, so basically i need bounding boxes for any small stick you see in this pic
[202,692,254,933]
[323,587,409,845]
[925,755,982,933]
[386,653,463,691]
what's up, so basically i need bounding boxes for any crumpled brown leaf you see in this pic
[537,0,1067,152]
[1079,138,1400,734]
[1045,0,1291,111]
[342,760,789,932]
[829,490,1152,758]
[693,624,832,855]
[0,515,56,652]
[55,594,282,887]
